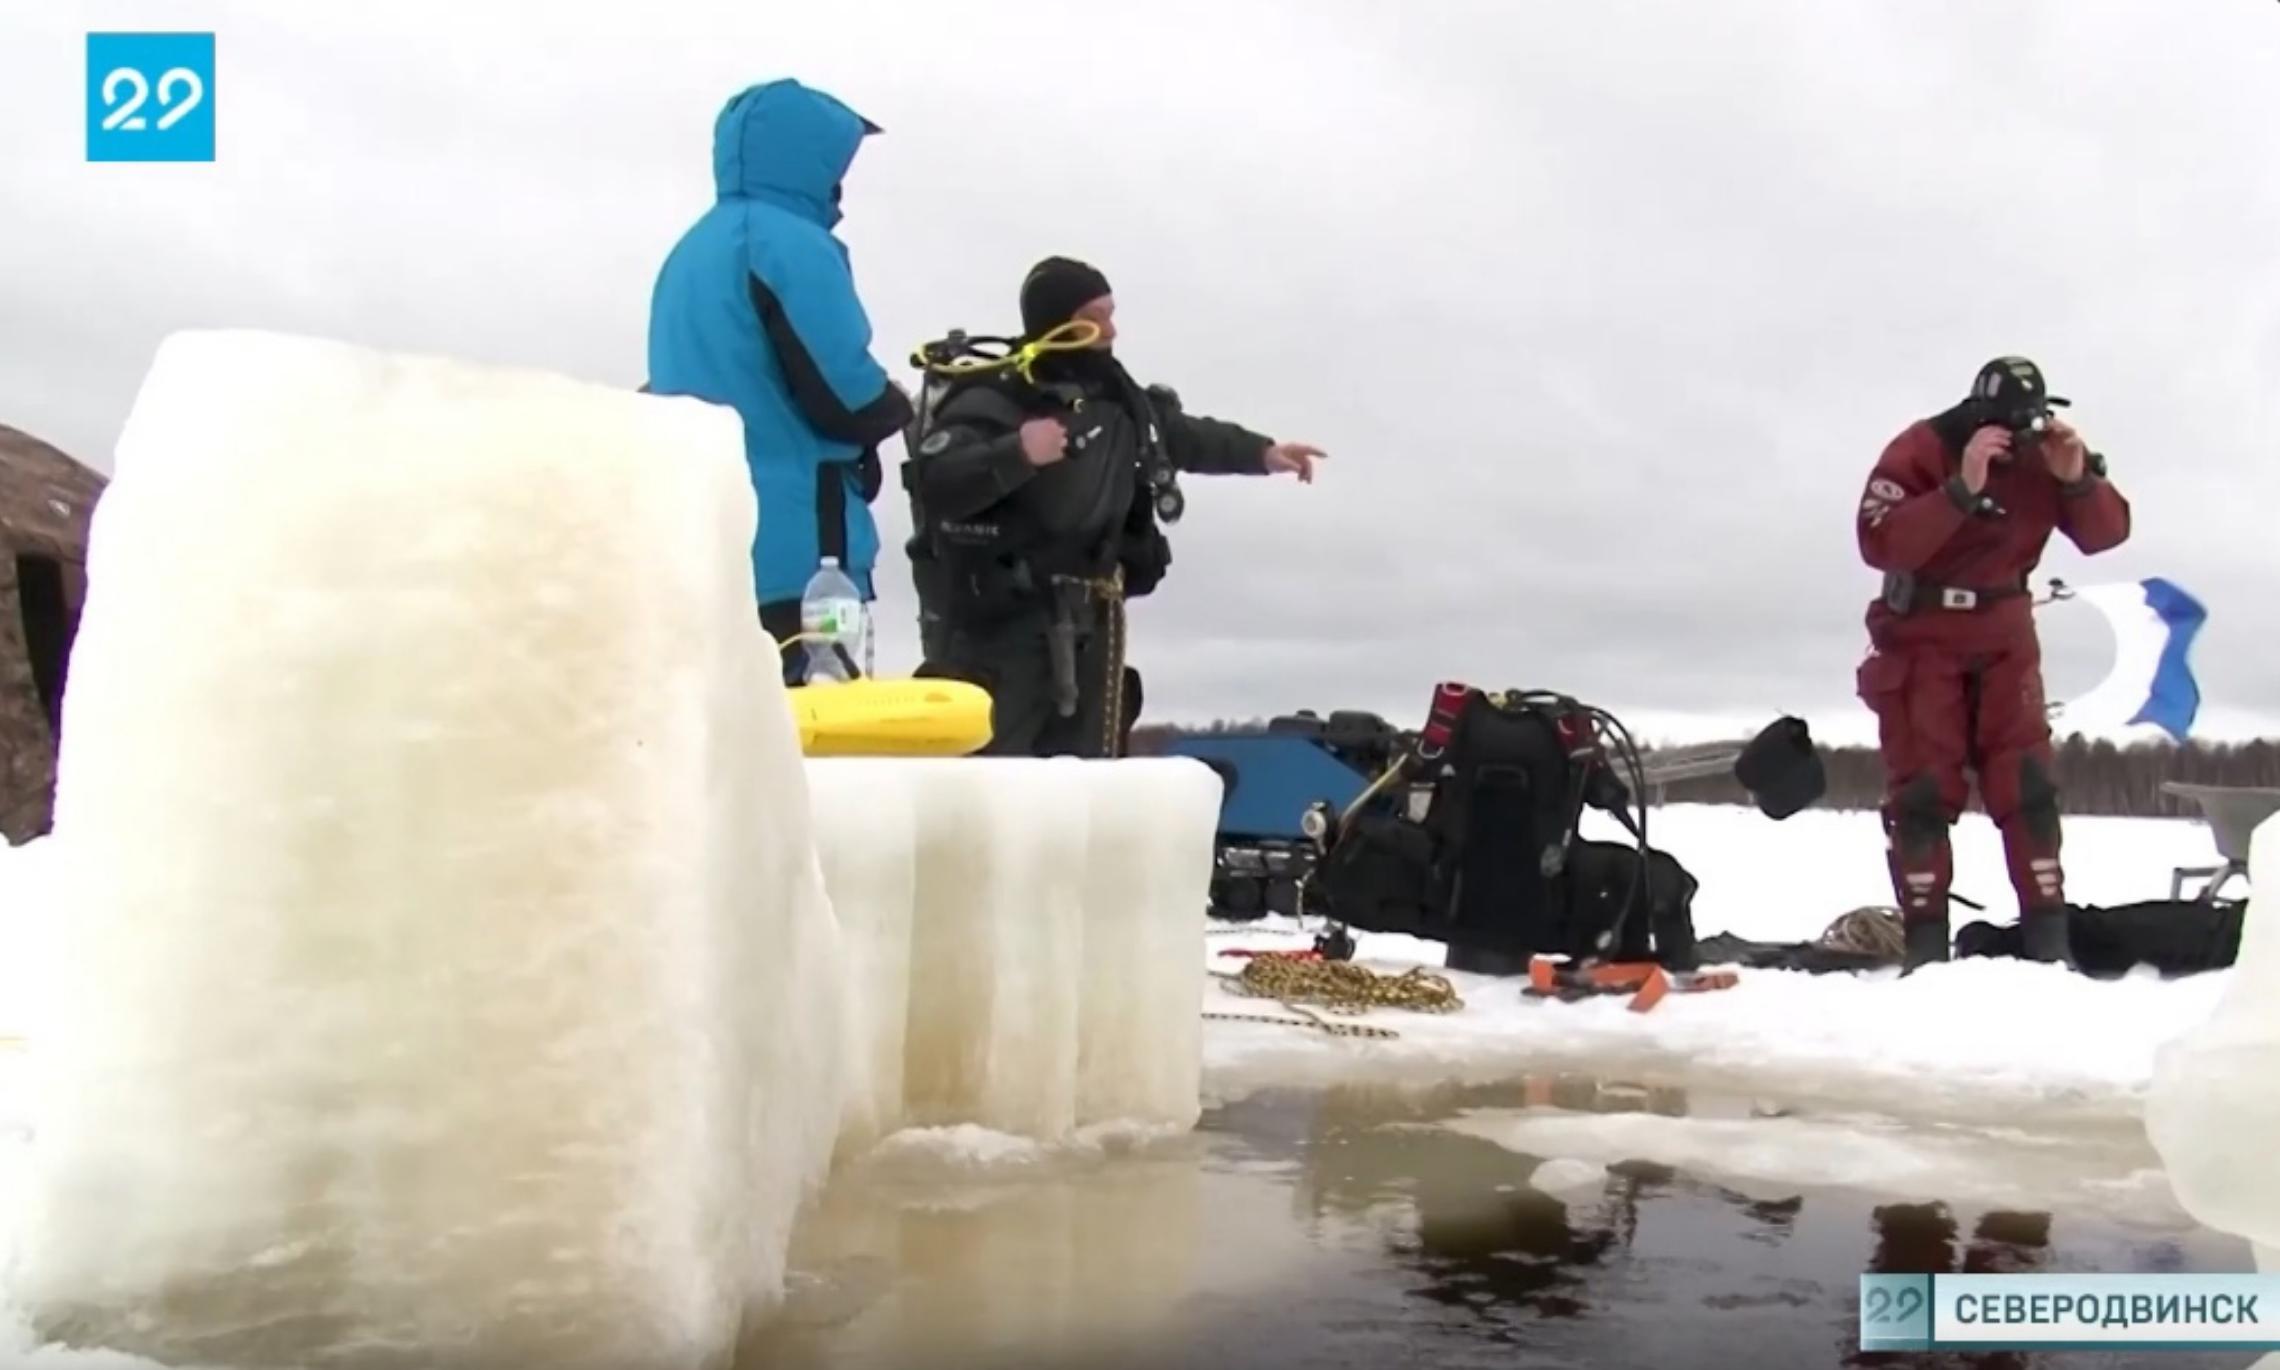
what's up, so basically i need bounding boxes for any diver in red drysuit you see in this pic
[1853,357,2132,970]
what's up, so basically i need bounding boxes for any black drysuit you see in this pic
[902,354,1272,757]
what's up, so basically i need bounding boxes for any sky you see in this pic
[3,0,2276,744]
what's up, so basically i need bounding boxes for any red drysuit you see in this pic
[1854,413,2131,924]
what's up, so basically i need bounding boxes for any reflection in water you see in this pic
[742,1136,1223,1370]
[1865,1201,2053,1277]
[741,1075,2255,1370]
[1847,1202,2052,1370]
[1300,1102,1621,1322]
[1281,1077,1818,1337]
[1845,1205,2213,1370]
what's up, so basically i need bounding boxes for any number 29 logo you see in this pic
[102,65,206,133]
[87,32,216,163]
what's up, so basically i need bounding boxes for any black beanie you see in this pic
[1020,256,1112,338]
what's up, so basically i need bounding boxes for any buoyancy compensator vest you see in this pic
[1305,683,1700,971]
[902,324,1185,614]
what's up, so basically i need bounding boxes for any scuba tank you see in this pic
[907,328,985,447]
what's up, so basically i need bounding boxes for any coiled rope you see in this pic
[1204,951,1462,1040]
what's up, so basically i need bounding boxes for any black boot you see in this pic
[1903,917,1950,973]
[2018,905,2072,965]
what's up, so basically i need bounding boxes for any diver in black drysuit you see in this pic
[901,257,1320,758]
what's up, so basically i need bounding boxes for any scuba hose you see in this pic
[1335,751,1417,838]
[1583,706,1654,959]
[910,318,1103,386]
[909,319,1102,459]
[908,319,1186,526]
[1119,378,1187,525]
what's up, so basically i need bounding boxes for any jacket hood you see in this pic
[711,78,878,227]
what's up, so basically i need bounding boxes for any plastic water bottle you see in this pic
[799,557,867,684]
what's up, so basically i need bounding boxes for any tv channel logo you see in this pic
[87,32,216,163]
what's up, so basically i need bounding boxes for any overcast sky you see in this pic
[4,0,2276,744]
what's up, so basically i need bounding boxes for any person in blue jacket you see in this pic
[647,78,912,680]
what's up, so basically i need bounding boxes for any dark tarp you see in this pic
[1697,901,2247,981]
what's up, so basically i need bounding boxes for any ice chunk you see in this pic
[899,760,1091,1141]
[828,757,1222,1145]
[1073,759,1219,1130]
[2,329,845,1370]
[1448,1107,2184,1223]
[1528,1158,1608,1195]
[2147,813,2280,1249]
[807,759,915,1158]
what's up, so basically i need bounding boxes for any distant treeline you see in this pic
[1129,721,2280,819]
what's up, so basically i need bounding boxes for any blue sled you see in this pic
[1159,709,1419,921]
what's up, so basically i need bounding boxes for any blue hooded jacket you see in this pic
[647,79,911,606]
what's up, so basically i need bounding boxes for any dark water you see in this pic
[749,1076,2256,1370]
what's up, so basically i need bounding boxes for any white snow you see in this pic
[1,329,849,1370]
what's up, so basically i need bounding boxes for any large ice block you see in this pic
[4,329,846,1370]
[1072,759,1219,1130]
[806,756,1221,1149]
[899,760,1092,1140]
[807,759,916,1159]
[2147,814,2280,1253]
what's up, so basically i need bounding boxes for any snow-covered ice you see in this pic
[1200,804,2238,1126]
[2,329,849,1370]
[1191,803,2259,1243]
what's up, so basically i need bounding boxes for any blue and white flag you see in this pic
[2058,578,2208,742]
